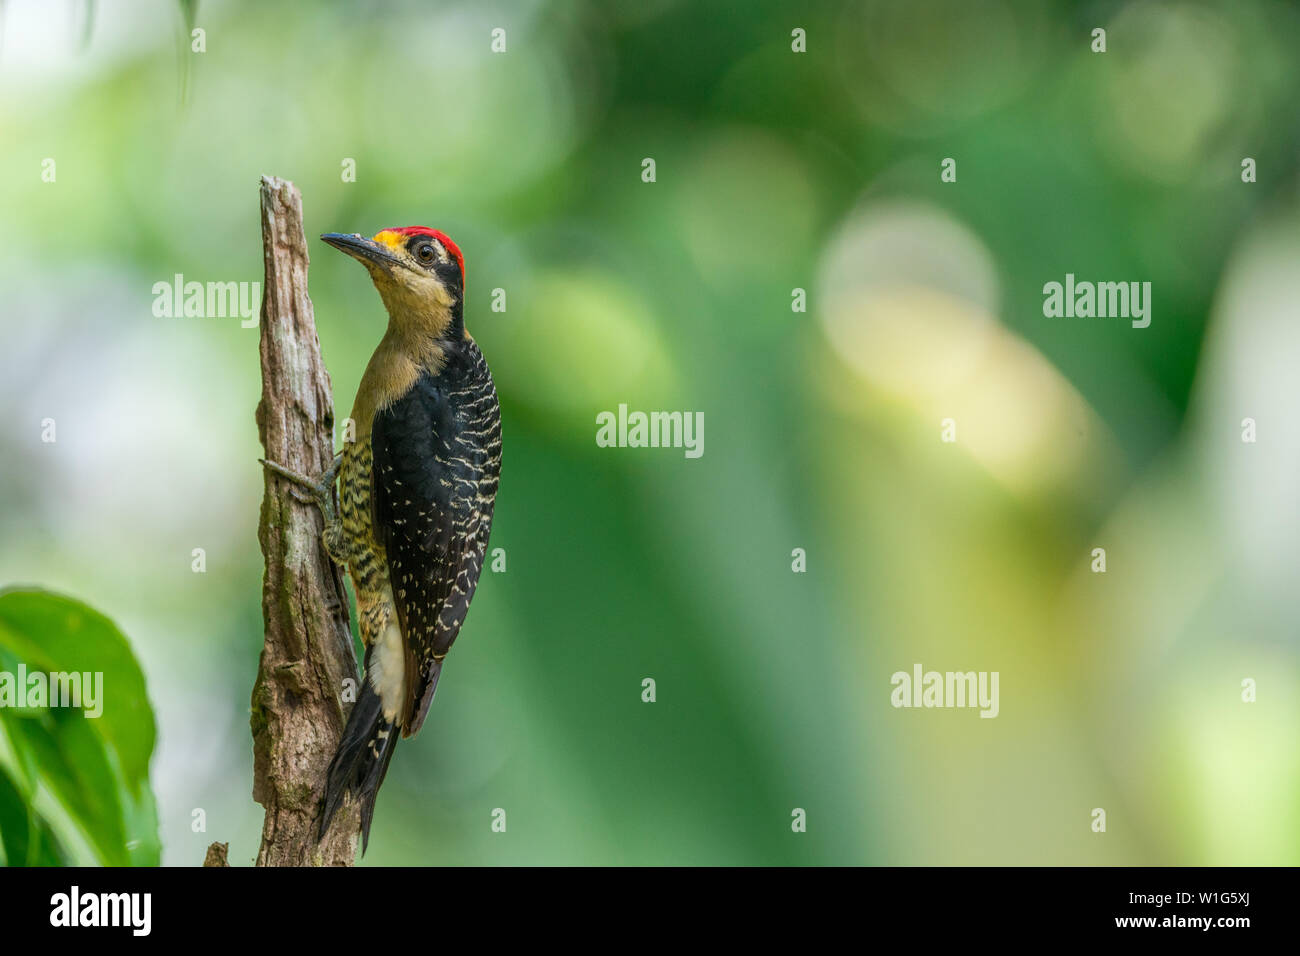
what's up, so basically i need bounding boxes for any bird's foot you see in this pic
[261,454,342,522]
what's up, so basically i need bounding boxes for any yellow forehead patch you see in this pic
[371,230,406,253]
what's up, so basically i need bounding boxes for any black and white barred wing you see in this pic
[370,370,495,734]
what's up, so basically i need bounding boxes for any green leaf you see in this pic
[176,0,199,106]
[0,767,65,868]
[178,0,198,32]
[7,713,128,865]
[0,589,160,866]
[0,589,155,793]
[0,767,33,866]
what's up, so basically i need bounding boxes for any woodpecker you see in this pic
[263,226,501,851]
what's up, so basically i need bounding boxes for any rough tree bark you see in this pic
[202,842,230,867]
[244,175,360,866]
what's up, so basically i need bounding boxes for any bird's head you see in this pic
[321,227,465,339]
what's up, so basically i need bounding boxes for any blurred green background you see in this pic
[2,0,1299,865]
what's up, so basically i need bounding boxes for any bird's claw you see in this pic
[260,457,340,520]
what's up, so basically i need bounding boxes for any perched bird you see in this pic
[263,226,501,850]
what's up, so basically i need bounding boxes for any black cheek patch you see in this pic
[434,259,463,292]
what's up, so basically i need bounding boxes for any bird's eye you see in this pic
[415,243,436,263]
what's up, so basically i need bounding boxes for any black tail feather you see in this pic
[319,678,397,853]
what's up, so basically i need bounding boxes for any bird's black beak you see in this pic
[321,233,403,272]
